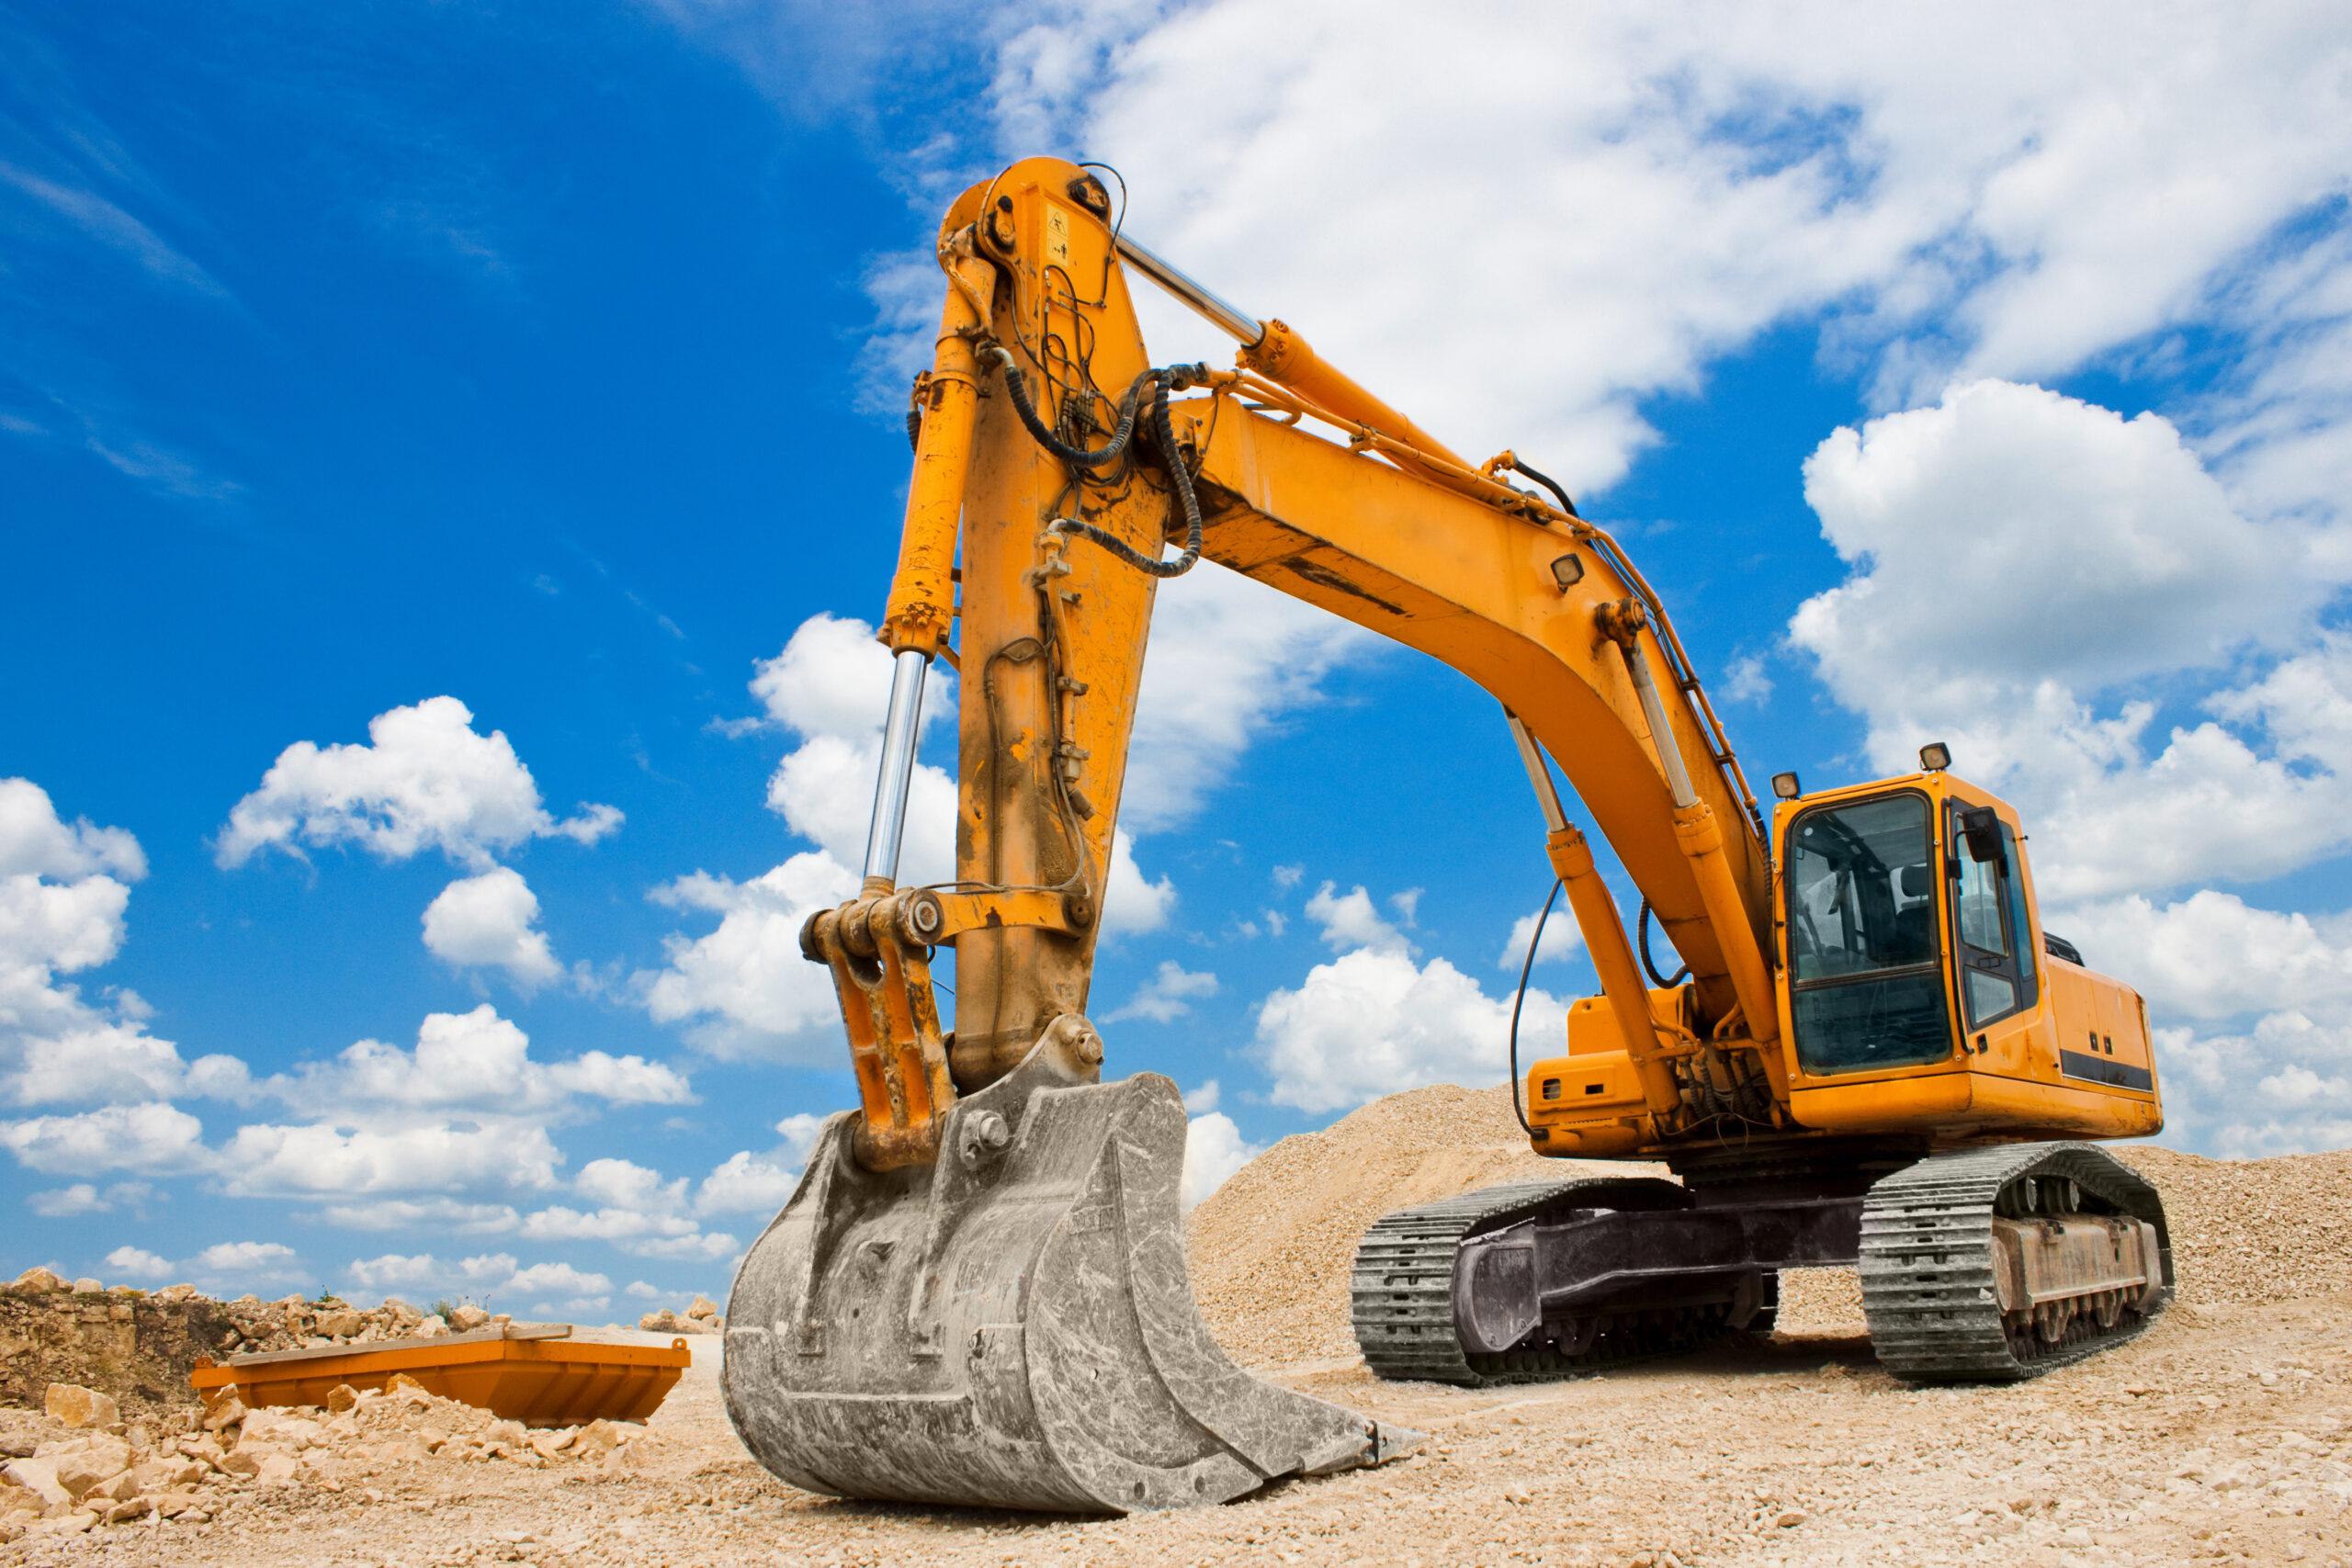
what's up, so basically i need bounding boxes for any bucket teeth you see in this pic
[724,1038,1418,1513]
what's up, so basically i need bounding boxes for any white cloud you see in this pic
[1102,830,1174,936]
[27,1180,151,1218]
[1303,883,1408,954]
[749,615,959,887]
[261,1005,691,1119]
[637,853,861,1062]
[520,1157,739,1259]
[625,1280,663,1300]
[338,1250,610,1306]
[1791,384,2352,903]
[509,1261,613,1297]
[951,4,2352,490]
[216,696,620,871]
[0,779,248,1111]
[1105,960,1217,1024]
[1252,880,1567,1113]
[1792,381,2320,726]
[1181,1111,1258,1212]
[2054,892,2352,1023]
[0,778,145,883]
[695,1149,800,1216]
[2156,1011,2352,1160]
[219,1119,564,1198]
[422,868,561,989]
[1497,903,1586,971]
[0,1101,210,1175]
[108,1240,310,1292]
[312,1198,522,1235]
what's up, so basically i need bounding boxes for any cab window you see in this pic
[1785,794,1952,1075]
[1949,807,2038,1029]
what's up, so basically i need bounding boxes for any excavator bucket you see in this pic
[723,1025,1418,1513]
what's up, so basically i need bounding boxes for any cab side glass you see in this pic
[1948,807,2038,1028]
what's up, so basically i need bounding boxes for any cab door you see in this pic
[1946,803,2039,1051]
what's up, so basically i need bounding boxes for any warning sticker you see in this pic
[1044,203,1074,270]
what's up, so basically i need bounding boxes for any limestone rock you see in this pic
[415,1314,449,1337]
[315,1309,364,1337]
[43,1384,119,1430]
[638,1308,681,1332]
[326,1383,360,1414]
[154,1282,199,1303]
[9,1268,66,1294]
[201,1393,247,1434]
[2,1458,69,1508]
[687,1295,718,1321]
[450,1304,491,1330]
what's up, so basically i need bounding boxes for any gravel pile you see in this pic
[1186,1084,1663,1366]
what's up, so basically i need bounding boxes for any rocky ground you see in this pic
[6,1086,2352,1566]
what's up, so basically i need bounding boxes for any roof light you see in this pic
[1770,771,1802,800]
[1919,741,1951,772]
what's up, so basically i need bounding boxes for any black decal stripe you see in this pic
[2059,1049,2154,1091]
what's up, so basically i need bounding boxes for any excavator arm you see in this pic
[813,155,1781,1169]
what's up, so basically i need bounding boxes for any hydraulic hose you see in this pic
[981,345,1154,469]
[1507,878,1564,1139]
[1506,456,1580,519]
[1637,898,1691,988]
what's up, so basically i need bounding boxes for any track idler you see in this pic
[723,1018,1419,1513]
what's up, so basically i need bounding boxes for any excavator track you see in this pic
[1352,1179,1759,1387]
[1860,1141,2171,1383]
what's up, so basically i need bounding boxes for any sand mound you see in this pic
[1185,1085,2352,1366]
[1185,1083,1663,1365]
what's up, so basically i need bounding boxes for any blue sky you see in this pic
[5,2,2350,1315]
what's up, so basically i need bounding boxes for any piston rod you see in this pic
[862,649,930,887]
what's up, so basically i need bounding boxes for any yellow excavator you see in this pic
[722,157,2172,1514]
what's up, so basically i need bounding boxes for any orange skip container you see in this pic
[189,1323,692,1427]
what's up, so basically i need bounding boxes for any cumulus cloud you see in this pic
[26,1180,152,1218]
[1498,900,1585,971]
[313,1198,522,1235]
[695,1112,828,1216]
[636,854,860,1062]
[107,1239,310,1292]
[1105,960,1217,1024]
[0,1101,210,1175]
[259,1005,691,1120]
[2156,1011,2352,1160]
[1251,880,1566,1113]
[0,779,249,1111]
[216,696,620,870]
[422,868,561,989]
[1792,385,2352,903]
[2056,892,2352,1024]
[520,1157,738,1260]
[1181,1111,1258,1212]
[219,1119,566,1199]
[337,1250,609,1305]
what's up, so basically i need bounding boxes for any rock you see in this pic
[316,1308,364,1337]
[638,1309,680,1332]
[1775,1509,1808,1529]
[326,1383,360,1414]
[450,1305,491,1330]
[104,1495,153,1524]
[688,1295,718,1321]
[202,1393,248,1433]
[415,1315,449,1337]
[69,1278,103,1295]
[8,1268,66,1293]
[43,1383,119,1430]
[155,1283,200,1303]
[3,1458,69,1508]
[254,1452,299,1483]
[214,1450,261,1478]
